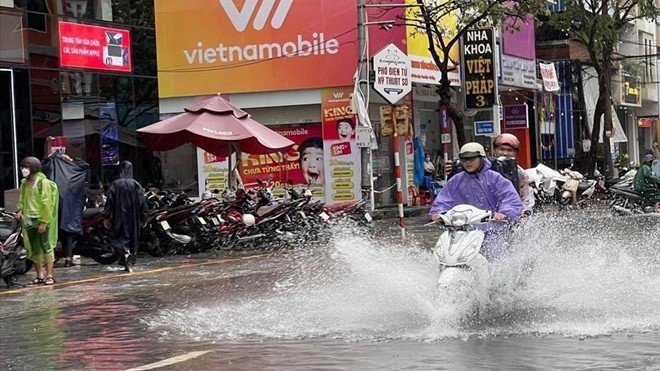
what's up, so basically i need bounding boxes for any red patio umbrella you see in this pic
[136,95,294,158]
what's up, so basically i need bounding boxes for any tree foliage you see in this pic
[405,0,550,146]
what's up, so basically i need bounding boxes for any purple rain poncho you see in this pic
[429,158,523,260]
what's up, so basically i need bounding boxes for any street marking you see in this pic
[0,253,272,296]
[124,351,212,371]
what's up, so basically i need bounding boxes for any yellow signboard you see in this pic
[405,0,460,85]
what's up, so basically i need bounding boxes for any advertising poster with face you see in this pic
[239,124,325,201]
[196,124,325,201]
[321,87,361,205]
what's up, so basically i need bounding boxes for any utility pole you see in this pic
[357,0,375,211]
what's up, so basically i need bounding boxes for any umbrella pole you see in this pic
[227,143,233,190]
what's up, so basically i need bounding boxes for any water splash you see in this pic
[147,214,660,341]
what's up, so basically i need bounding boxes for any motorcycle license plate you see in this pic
[160,220,171,231]
[299,211,307,219]
[364,213,372,222]
[320,212,330,221]
[197,216,207,225]
[211,217,220,225]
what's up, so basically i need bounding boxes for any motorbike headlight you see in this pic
[451,213,468,227]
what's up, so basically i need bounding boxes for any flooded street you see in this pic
[1,211,659,370]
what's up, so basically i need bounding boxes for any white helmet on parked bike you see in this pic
[458,142,486,159]
[242,214,256,226]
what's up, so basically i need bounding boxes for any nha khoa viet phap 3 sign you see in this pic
[155,0,358,97]
[461,28,496,110]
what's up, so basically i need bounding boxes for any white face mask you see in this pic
[21,167,30,178]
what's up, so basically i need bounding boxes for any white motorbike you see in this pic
[558,168,597,206]
[428,204,492,316]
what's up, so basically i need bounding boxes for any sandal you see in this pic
[31,278,44,285]
[43,277,56,285]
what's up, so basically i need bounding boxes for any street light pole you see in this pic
[357,0,375,212]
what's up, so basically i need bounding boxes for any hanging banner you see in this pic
[539,62,560,92]
[462,28,496,109]
[372,43,412,104]
[321,87,361,205]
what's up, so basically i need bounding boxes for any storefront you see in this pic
[154,0,422,207]
[1,0,159,208]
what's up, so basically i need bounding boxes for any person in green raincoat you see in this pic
[633,153,660,212]
[16,157,59,285]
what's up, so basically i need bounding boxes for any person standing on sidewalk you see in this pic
[103,161,148,272]
[16,157,59,285]
[42,149,89,267]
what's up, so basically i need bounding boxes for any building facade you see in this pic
[1,0,159,207]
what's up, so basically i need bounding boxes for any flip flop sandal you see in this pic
[31,278,44,285]
[43,277,56,285]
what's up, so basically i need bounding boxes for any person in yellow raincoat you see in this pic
[16,157,59,285]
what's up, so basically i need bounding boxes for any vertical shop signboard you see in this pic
[462,28,496,110]
[196,149,228,197]
[321,87,361,205]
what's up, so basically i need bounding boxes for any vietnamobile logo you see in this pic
[183,0,341,65]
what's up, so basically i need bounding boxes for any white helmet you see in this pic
[459,142,486,159]
[242,214,256,226]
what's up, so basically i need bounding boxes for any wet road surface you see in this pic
[1,211,659,370]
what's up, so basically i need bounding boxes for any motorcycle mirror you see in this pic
[257,179,263,186]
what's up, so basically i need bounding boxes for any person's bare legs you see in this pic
[45,261,54,280]
[33,263,44,283]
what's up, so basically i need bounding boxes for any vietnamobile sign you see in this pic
[155,0,358,97]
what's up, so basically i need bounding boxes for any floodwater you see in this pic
[1,211,659,370]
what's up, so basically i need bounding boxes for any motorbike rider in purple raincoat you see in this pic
[430,143,523,260]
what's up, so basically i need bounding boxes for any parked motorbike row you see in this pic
[139,179,373,257]
[525,164,600,210]
[608,169,659,215]
[525,164,658,215]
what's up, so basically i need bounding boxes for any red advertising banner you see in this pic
[239,124,325,201]
[58,21,131,72]
[321,87,361,205]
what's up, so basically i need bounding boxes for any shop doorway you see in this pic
[1,68,19,208]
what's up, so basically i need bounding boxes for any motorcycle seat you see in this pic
[610,187,649,201]
[83,207,104,218]
[256,203,283,217]
[0,215,18,242]
[577,180,596,193]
